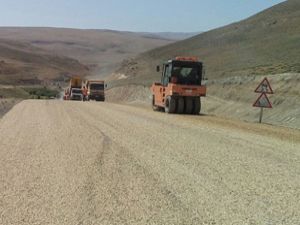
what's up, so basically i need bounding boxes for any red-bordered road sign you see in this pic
[255,77,274,94]
[253,93,272,108]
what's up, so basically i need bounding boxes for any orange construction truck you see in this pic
[151,57,206,114]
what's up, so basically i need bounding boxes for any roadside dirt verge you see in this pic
[0,98,21,118]
[106,73,300,130]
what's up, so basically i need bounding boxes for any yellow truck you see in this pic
[64,77,84,101]
[86,80,106,101]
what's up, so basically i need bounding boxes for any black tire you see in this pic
[165,96,176,113]
[177,97,184,114]
[184,97,193,114]
[152,95,159,111]
[96,97,104,102]
[193,97,201,115]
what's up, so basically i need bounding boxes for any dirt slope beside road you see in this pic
[0,98,21,118]
[106,72,300,130]
[0,100,299,225]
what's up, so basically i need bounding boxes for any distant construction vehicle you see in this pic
[85,80,106,101]
[151,57,206,114]
[64,77,83,101]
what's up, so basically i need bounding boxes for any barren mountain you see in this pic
[0,39,88,85]
[0,27,175,79]
[138,32,201,41]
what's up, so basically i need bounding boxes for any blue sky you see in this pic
[0,0,286,32]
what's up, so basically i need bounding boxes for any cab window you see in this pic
[162,64,171,86]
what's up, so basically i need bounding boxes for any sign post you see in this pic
[253,78,274,123]
[259,108,263,124]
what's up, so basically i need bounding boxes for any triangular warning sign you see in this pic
[253,93,272,108]
[255,77,274,94]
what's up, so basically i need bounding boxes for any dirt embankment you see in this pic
[106,73,300,129]
[204,73,300,129]
[106,84,152,105]
[0,98,20,118]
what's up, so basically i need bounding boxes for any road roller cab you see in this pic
[151,57,207,114]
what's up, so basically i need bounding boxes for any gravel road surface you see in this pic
[1,100,299,225]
